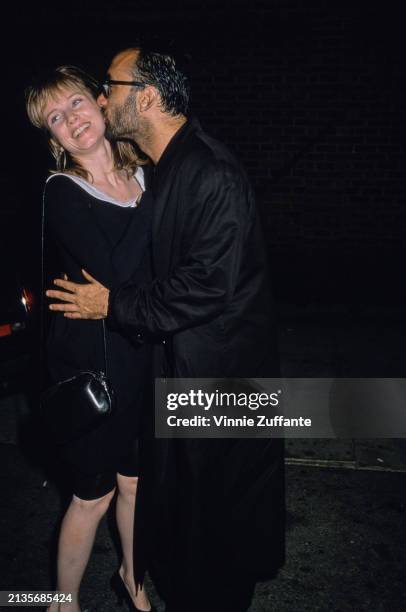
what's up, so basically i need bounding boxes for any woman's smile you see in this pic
[72,122,91,139]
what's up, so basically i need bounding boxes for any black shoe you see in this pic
[110,571,154,612]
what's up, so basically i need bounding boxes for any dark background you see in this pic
[2,4,406,608]
[4,0,406,324]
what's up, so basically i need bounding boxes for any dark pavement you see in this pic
[1,434,405,612]
[1,317,406,611]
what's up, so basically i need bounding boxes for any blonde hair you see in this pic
[25,65,146,181]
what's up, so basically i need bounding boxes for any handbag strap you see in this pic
[101,319,108,377]
[41,179,109,379]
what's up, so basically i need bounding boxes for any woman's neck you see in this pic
[73,139,122,185]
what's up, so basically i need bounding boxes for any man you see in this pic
[47,47,285,612]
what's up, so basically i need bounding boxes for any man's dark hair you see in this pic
[131,48,190,117]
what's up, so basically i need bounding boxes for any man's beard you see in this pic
[104,90,141,141]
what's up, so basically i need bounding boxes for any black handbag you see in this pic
[40,322,114,445]
[40,181,114,446]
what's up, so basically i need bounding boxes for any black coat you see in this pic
[108,119,285,594]
[44,174,153,474]
[109,120,279,376]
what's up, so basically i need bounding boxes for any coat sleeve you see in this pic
[45,175,117,288]
[108,161,252,340]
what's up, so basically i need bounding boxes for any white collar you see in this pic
[46,166,145,208]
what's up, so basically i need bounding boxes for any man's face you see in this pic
[98,50,143,141]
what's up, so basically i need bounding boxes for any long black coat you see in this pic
[108,118,285,596]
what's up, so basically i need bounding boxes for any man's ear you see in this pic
[138,86,158,112]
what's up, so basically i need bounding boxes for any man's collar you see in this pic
[153,117,201,186]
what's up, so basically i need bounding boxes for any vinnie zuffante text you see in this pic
[165,389,312,429]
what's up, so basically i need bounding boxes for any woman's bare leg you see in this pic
[116,474,151,611]
[48,489,115,612]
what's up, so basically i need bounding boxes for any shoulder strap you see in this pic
[40,186,46,390]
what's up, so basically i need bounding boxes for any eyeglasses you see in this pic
[101,79,148,98]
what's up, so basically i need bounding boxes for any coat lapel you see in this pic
[152,180,178,278]
[151,118,201,235]
[150,119,195,276]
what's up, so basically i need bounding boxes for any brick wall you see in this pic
[13,0,406,305]
[159,6,403,249]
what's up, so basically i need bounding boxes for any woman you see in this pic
[25,66,153,612]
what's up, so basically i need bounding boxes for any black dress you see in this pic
[44,173,153,476]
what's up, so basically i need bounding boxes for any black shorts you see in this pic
[64,447,139,501]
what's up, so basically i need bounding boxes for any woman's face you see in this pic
[43,86,106,157]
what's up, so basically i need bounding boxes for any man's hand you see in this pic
[46,270,109,319]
